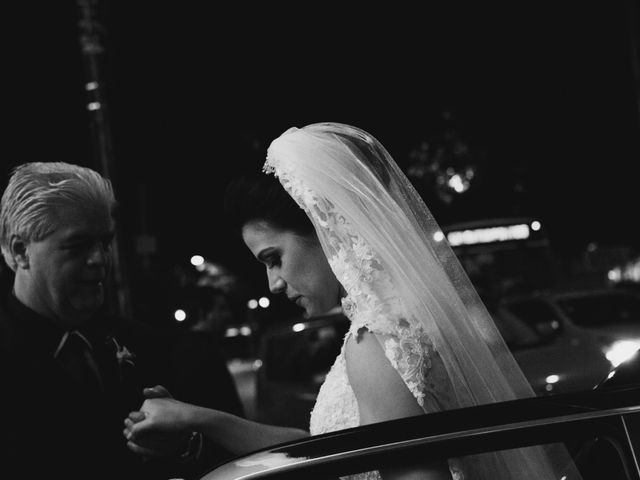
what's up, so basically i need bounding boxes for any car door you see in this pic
[493,296,611,394]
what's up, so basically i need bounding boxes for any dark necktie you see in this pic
[55,330,104,395]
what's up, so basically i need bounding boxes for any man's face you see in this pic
[21,204,115,328]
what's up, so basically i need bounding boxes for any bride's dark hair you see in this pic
[223,173,314,238]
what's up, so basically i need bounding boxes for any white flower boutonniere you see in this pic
[116,344,136,367]
[107,336,136,368]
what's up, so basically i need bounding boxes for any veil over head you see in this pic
[266,122,530,407]
[263,122,582,479]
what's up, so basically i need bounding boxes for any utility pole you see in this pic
[625,0,640,135]
[76,0,132,318]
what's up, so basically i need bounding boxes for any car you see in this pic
[199,381,640,480]
[248,288,640,429]
[492,287,640,395]
[252,312,349,429]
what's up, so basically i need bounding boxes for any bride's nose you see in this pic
[268,271,286,294]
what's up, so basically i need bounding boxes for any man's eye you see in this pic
[65,242,90,251]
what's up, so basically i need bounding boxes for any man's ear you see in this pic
[9,235,29,269]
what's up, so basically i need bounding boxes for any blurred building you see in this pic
[441,217,557,304]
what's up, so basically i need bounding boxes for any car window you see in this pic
[502,298,562,340]
[557,292,640,328]
[492,310,548,350]
[337,443,623,480]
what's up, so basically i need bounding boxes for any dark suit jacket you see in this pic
[0,292,191,480]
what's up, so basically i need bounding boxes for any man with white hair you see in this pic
[0,162,197,480]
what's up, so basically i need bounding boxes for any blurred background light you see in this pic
[605,340,640,368]
[545,374,560,384]
[174,309,187,322]
[190,255,205,266]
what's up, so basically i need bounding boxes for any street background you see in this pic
[2,2,639,328]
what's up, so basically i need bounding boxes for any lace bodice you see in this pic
[267,137,462,478]
[310,301,453,434]
[309,296,463,480]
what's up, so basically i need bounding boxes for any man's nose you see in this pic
[87,242,108,266]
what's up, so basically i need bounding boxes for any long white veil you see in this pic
[264,122,582,479]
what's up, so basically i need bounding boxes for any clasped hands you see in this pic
[123,385,195,459]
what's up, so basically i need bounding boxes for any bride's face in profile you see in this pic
[242,220,344,317]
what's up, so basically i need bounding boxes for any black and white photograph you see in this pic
[1,2,640,479]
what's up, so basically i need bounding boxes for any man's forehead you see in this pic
[51,204,115,236]
[53,201,113,220]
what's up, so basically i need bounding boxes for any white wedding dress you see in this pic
[309,296,464,480]
[266,122,582,480]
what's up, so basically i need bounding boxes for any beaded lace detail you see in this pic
[265,157,463,480]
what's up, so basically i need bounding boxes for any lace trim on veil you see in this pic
[264,124,580,480]
[264,157,437,408]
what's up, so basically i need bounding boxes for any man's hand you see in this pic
[142,384,173,399]
[123,385,194,459]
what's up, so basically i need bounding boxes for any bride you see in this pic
[124,122,581,479]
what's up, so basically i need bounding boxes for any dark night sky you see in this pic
[3,2,640,316]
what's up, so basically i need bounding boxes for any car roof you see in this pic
[499,287,640,304]
[200,383,640,480]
